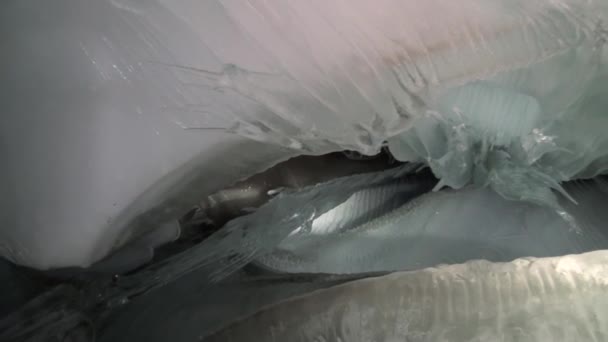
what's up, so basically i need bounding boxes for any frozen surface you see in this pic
[256,180,608,274]
[1,0,297,269]
[102,165,419,301]
[387,38,608,217]
[2,0,607,270]
[207,251,608,342]
[283,173,435,239]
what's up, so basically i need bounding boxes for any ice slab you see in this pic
[206,251,608,341]
[99,272,370,342]
[256,179,608,274]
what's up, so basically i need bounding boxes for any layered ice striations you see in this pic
[3,0,608,270]
[206,251,608,342]
[101,165,421,301]
[387,37,608,220]
[282,174,435,239]
[190,0,608,216]
[256,179,608,274]
[191,0,608,155]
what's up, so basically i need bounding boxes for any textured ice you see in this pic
[283,173,435,239]
[3,0,608,271]
[100,165,420,301]
[256,179,608,274]
[387,43,608,218]
[0,286,91,342]
[99,272,369,342]
[206,251,608,342]
[1,0,297,269]
[185,0,608,154]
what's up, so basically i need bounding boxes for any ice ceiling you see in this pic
[2,0,608,276]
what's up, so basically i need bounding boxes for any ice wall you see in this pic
[206,251,608,341]
[2,0,607,269]
[160,0,608,154]
[0,0,297,269]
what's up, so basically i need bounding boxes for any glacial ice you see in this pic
[206,251,608,342]
[1,0,299,270]
[103,168,608,301]
[98,272,368,342]
[387,45,608,220]
[3,0,608,270]
[101,165,421,301]
[256,179,608,274]
[3,0,608,340]
[283,172,435,239]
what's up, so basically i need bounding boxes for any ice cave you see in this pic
[2,1,608,341]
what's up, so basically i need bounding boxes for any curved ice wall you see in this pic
[2,0,607,269]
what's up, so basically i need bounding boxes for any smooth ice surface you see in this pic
[256,180,608,274]
[1,0,297,269]
[207,251,608,342]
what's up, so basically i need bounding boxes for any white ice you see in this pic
[257,180,608,274]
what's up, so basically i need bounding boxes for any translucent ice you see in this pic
[206,251,608,342]
[187,0,608,154]
[99,272,369,342]
[1,0,297,269]
[283,173,435,239]
[256,179,608,274]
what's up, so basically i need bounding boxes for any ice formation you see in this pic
[104,169,608,301]
[256,180,608,274]
[184,0,608,154]
[282,172,435,239]
[4,0,608,270]
[4,0,608,340]
[0,0,608,268]
[98,272,368,342]
[102,165,420,300]
[206,251,608,342]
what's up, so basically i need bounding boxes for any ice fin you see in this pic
[100,164,421,301]
[255,184,608,274]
